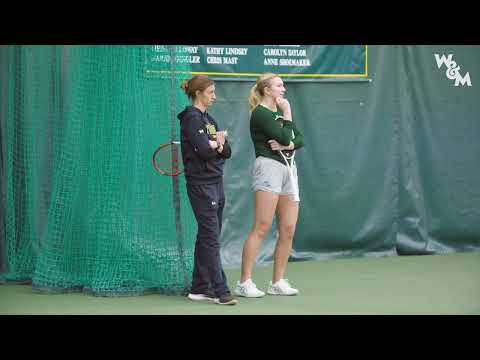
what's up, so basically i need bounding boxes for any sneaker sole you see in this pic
[267,291,299,296]
[214,299,238,305]
[188,294,218,302]
[234,291,265,298]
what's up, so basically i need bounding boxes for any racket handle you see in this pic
[289,168,300,202]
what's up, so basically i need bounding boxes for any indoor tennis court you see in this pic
[1,45,479,315]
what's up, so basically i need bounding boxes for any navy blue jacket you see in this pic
[178,106,231,185]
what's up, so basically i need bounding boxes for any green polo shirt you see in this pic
[249,104,304,164]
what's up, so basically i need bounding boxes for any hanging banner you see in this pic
[144,45,368,81]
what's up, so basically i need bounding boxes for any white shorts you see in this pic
[252,156,300,200]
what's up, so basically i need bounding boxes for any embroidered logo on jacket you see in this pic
[206,123,217,139]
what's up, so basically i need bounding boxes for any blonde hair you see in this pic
[248,73,278,112]
[180,75,214,100]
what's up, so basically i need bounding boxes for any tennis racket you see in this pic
[279,130,299,202]
[152,141,184,176]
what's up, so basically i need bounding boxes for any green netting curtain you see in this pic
[0,45,196,296]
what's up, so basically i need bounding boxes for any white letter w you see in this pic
[434,54,453,69]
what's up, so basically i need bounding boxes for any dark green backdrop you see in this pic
[211,45,480,266]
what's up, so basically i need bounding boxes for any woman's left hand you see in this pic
[216,131,226,146]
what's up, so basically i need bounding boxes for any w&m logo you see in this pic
[434,54,472,87]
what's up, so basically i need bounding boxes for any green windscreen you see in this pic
[0,45,196,296]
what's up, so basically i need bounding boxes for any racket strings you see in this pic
[153,142,184,176]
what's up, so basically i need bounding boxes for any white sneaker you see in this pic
[234,279,265,298]
[187,292,218,302]
[267,279,299,296]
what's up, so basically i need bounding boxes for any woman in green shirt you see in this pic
[234,73,304,298]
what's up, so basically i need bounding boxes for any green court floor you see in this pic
[1,252,479,315]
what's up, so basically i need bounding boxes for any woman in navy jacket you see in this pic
[178,75,237,305]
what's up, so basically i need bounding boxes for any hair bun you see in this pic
[180,80,189,90]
